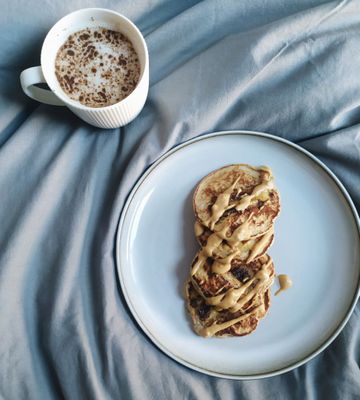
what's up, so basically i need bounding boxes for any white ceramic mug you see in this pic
[20,8,149,129]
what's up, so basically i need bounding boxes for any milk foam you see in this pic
[55,27,140,108]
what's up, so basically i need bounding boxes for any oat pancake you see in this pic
[193,164,280,241]
[191,253,274,312]
[195,221,274,267]
[185,279,271,338]
[185,163,280,338]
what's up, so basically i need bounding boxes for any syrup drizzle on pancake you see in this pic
[200,306,260,337]
[203,260,273,311]
[205,169,273,230]
[194,221,204,237]
[275,274,292,296]
[186,165,282,337]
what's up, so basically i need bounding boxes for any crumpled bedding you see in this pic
[0,0,359,398]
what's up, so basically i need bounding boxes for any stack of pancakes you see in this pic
[185,164,281,338]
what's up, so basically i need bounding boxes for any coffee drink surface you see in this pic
[55,27,140,108]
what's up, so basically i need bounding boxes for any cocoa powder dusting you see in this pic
[55,27,140,107]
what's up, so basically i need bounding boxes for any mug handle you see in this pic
[20,66,65,106]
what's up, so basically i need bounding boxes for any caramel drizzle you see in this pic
[192,224,274,275]
[208,177,240,230]
[195,170,274,265]
[191,252,207,276]
[246,227,274,263]
[212,227,274,274]
[192,169,275,276]
[191,167,276,337]
[198,264,274,337]
[235,180,273,212]
[226,212,254,243]
[194,221,204,237]
[275,274,292,296]
[205,172,273,230]
[200,305,262,337]
[212,253,238,274]
[205,261,272,310]
[192,258,273,308]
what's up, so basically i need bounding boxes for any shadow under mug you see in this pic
[20,8,149,129]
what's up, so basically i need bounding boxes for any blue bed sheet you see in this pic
[0,1,359,398]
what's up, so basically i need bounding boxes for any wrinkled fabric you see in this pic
[1,0,360,399]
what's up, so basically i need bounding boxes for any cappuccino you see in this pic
[55,27,140,108]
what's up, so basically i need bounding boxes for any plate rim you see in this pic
[115,130,360,380]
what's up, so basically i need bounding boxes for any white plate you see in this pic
[116,131,360,379]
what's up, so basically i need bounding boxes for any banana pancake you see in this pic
[191,253,274,312]
[185,163,281,338]
[185,279,271,337]
[194,221,274,268]
[193,164,280,241]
